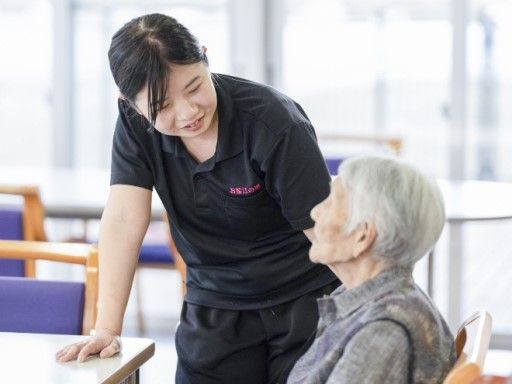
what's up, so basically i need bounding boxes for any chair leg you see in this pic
[134,269,145,335]
[24,259,36,278]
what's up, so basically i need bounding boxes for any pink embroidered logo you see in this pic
[229,183,262,196]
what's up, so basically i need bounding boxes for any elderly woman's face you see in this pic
[309,178,358,265]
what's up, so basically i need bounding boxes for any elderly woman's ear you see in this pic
[352,221,377,259]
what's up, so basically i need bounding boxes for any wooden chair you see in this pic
[0,185,47,277]
[444,310,493,384]
[0,240,98,335]
[319,133,403,155]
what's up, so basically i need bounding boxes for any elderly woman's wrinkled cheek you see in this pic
[316,224,341,240]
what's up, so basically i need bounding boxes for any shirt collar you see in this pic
[214,75,243,161]
[160,133,184,156]
[317,265,415,323]
[160,74,243,162]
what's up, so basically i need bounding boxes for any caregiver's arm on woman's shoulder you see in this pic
[55,185,151,363]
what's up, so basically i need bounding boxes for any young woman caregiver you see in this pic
[56,13,337,384]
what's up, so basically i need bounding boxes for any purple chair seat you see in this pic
[0,208,25,276]
[138,244,174,264]
[0,276,85,335]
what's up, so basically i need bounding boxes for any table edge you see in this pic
[102,341,156,384]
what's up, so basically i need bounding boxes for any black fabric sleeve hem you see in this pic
[110,174,154,191]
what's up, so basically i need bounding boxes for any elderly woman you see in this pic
[287,156,456,384]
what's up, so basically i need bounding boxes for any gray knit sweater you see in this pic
[287,266,455,384]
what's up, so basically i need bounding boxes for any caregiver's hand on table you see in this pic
[55,327,122,363]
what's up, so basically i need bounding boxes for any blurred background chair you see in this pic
[0,240,98,335]
[134,213,186,333]
[444,310,493,384]
[0,186,47,277]
[320,134,403,175]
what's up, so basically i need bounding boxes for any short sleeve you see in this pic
[326,321,410,384]
[260,122,330,230]
[110,103,154,190]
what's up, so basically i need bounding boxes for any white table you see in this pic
[0,332,155,384]
[435,180,512,330]
[0,166,164,220]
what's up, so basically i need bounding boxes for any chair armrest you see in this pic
[444,362,480,384]
[0,240,94,266]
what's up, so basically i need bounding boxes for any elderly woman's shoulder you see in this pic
[364,285,446,327]
[359,286,456,380]
[362,285,454,357]
[353,284,450,350]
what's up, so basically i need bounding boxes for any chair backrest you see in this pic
[0,208,25,276]
[444,310,493,384]
[0,186,47,277]
[0,240,98,335]
[320,134,403,175]
[319,133,403,155]
[138,244,174,264]
[324,157,346,175]
[137,213,187,296]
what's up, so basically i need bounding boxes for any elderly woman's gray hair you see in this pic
[337,156,445,266]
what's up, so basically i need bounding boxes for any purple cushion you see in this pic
[139,244,174,264]
[0,276,85,335]
[324,158,345,176]
[0,208,25,276]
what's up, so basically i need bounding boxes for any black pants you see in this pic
[175,281,339,384]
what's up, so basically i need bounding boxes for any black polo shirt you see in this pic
[111,73,336,309]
